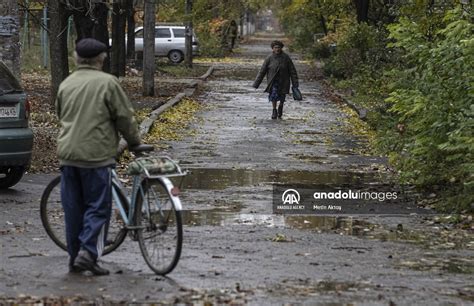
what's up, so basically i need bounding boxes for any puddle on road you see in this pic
[176,167,391,235]
[181,209,373,236]
[178,168,384,190]
[287,153,333,164]
[293,139,325,145]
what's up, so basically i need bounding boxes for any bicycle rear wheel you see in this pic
[135,178,183,275]
[40,175,128,255]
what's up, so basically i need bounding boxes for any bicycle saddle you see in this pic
[129,144,155,153]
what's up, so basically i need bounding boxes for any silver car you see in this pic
[134,26,199,63]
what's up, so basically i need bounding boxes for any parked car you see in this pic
[0,61,33,189]
[133,25,199,63]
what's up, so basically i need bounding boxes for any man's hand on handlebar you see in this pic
[129,144,154,153]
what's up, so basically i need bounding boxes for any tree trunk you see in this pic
[111,1,127,77]
[92,3,111,72]
[143,0,156,97]
[73,11,94,41]
[354,0,369,23]
[184,0,193,68]
[48,0,70,103]
[0,0,21,78]
[126,0,136,60]
[320,15,328,35]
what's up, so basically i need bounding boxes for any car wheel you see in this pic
[0,166,25,189]
[168,50,184,64]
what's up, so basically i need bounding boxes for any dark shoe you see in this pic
[271,109,277,119]
[73,250,109,276]
[69,264,85,273]
[278,104,283,118]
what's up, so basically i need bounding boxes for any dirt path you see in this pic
[1,33,473,305]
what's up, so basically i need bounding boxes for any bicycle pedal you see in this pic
[128,232,139,241]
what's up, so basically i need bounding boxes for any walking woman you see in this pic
[253,40,299,119]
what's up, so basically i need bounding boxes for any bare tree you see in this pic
[126,0,136,60]
[184,0,193,68]
[143,0,156,96]
[0,0,20,78]
[47,0,70,102]
[111,0,127,77]
[91,2,111,72]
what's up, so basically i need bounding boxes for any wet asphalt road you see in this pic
[1,34,473,305]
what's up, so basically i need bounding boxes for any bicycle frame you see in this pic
[40,154,186,274]
[110,159,185,229]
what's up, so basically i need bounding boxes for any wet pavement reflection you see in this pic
[181,209,373,236]
[178,167,388,190]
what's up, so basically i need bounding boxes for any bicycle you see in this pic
[40,146,187,275]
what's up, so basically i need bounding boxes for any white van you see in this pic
[134,26,199,63]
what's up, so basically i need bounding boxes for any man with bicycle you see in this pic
[55,38,141,275]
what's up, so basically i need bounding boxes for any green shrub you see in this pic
[386,9,473,211]
[324,22,391,79]
[312,32,339,59]
[312,41,331,58]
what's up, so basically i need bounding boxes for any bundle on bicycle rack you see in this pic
[127,156,180,176]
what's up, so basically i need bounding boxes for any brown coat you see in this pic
[253,52,299,95]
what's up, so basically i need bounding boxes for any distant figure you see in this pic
[226,20,238,50]
[253,40,299,119]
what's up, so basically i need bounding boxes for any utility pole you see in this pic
[0,0,20,78]
[143,0,156,96]
[184,0,193,68]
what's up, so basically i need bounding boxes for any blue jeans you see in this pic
[60,166,112,262]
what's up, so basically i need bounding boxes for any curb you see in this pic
[332,91,368,121]
[321,79,368,121]
[118,65,215,154]
[199,66,214,81]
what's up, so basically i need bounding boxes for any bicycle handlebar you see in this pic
[129,144,155,153]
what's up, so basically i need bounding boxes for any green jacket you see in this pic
[253,52,299,95]
[55,65,140,166]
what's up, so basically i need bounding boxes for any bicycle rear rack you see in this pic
[140,156,187,179]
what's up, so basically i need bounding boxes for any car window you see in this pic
[155,28,171,38]
[0,61,21,94]
[135,29,143,38]
[172,28,185,38]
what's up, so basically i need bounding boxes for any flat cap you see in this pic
[75,38,107,58]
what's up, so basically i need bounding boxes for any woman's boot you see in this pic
[278,103,284,119]
[272,108,278,119]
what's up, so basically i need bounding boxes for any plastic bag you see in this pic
[292,86,302,100]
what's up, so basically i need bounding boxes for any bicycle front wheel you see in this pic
[40,175,128,255]
[135,178,183,275]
